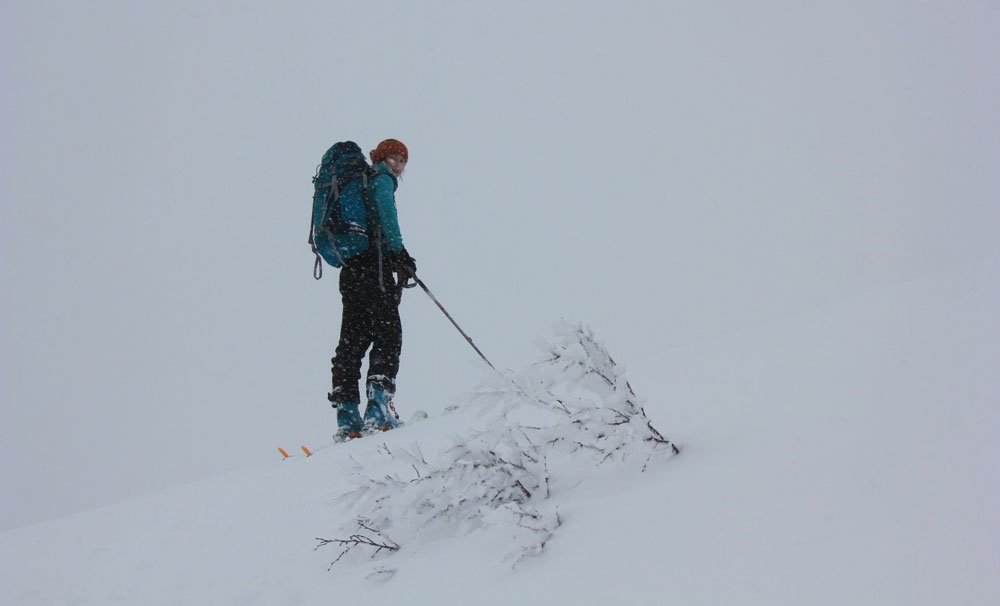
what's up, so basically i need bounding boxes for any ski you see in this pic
[279,410,429,458]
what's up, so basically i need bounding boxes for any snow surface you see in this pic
[2,261,997,605]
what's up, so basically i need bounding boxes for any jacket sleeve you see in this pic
[371,173,404,253]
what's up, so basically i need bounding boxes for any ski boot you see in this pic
[329,393,364,441]
[364,382,402,432]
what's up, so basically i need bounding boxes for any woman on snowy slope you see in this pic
[328,138,417,440]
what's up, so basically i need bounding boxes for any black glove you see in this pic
[396,248,417,278]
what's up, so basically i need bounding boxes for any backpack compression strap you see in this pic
[310,218,323,280]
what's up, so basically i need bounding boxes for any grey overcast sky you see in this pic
[2,1,997,530]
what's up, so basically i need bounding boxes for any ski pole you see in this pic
[409,274,497,371]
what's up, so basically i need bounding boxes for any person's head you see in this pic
[370,139,408,177]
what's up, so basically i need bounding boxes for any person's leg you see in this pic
[329,262,377,436]
[365,288,403,429]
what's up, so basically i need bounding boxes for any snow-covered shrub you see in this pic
[318,322,679,571]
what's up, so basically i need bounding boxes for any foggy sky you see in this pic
[2,0,997,530]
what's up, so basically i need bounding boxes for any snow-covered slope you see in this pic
[1,262,996,605]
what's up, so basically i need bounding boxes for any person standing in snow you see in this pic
[328,138,417,439]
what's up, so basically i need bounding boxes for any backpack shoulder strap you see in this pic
[362,166,382,233]
[361,166,393,292]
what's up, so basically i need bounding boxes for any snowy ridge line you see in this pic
[317,321,681,575]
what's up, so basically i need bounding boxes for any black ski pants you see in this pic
[330,251,402,404]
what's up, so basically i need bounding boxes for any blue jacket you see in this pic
[369,162,404,254]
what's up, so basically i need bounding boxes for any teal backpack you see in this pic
[309,141,376,279]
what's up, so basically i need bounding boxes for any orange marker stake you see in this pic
[300,445,313,457]
[278,448,290,459]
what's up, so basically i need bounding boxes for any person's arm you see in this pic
[371,173,404,253]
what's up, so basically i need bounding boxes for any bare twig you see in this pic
[316,519,401,570]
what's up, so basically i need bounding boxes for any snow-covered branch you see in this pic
[321,322,680,573]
